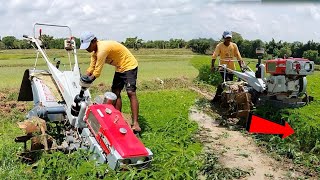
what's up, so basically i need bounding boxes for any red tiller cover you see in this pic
[86,104,148,158]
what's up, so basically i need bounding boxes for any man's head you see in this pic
[222,31,232,45]
[80,32,97,52]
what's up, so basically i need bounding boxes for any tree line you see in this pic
[1,32,320,64]
[185,32,320,64]
[0,35,81,50]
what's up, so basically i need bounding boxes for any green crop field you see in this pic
[0,49,198,89]
[0,48,204,179]
[0,48,319,179]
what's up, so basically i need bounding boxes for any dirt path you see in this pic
[188,86,319,179]
[189,107,308,179]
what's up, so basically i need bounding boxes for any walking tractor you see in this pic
[216,48,315,118]
[15,23,153,170]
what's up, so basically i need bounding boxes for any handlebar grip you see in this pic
[23,35,29,38]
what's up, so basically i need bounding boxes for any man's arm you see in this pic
[86,53,97,76]
[211,45,220,72]
[211,59,216,72]
[91,51,108,79]
[234,44,244,70]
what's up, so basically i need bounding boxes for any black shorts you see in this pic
[111,67,138,92]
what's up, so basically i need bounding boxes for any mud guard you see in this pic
[18,69,33,101]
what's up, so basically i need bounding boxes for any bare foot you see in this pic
[131,123,141,132]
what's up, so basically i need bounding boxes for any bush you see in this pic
[303,50,318,61]
[197,65,222,86]
[0,42,5,50]
[314,57,320,65]
[264,53,273,60]
[187,39,211,54]
[279,46,292,58]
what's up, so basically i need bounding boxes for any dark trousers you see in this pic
[220,72,234,81]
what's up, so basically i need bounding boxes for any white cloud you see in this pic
[309,6,320,20]
[294,4,320,20]
[0,0,319,42]
[225,8,257,21]
[82,4,94,16]
[152,8,178,16]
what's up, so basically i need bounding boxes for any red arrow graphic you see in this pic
[246,114,294,139]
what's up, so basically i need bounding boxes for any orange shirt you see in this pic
[86,41,138,78]
[212,42,242,70]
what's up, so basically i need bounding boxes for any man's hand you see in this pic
[81,74,96,84]
[211,59,216,73]
[238,60,245,72]
[240,66,245,72]
[86,72,92,76]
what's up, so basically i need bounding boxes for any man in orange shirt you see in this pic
[211,31,244,80]
[79,32,141,132]
[211,31,244,102]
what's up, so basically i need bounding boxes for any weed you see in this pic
[200,153,252,179]
[218,132,230,139]
[236,153,249,158]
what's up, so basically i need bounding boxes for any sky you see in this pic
[0,0,320,43]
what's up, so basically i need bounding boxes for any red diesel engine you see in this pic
[266,58,314,76]
[81,103,153,169]
[264,58,315,102]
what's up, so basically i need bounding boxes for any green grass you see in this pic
[0,89,202,179]
[0,49,197,88]
[252,72,320,174]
